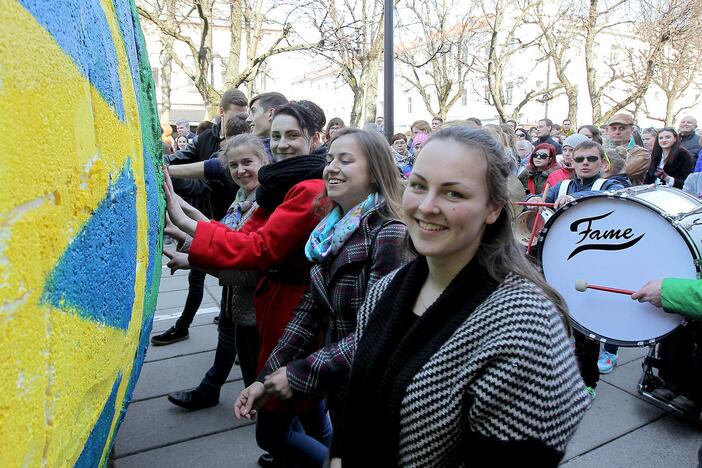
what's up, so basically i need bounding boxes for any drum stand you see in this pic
[637,345,702,424]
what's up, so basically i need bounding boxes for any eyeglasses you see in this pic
[573,155,600,163]
[516,133,526,138]
[533,152,550,159]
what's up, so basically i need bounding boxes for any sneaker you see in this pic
[597,350,618,374]
[151,326,189,346]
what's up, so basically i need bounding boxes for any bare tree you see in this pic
[395,0,479,120]
[579,0,697,124]
[644,0,702,125]
[471,0,563,122]
[137,0,320,116]
[138,0,183,121]
[532,1,581,123]
[307,0,386,127]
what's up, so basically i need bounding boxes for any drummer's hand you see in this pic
[526,196,544,212]
[554,195,574,210]
[631,279,663,308]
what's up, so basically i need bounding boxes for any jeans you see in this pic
[198,304,237,396]
[256,402,333,468]
[175,268,206,331]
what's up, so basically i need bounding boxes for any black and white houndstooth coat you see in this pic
[344,264,590,467]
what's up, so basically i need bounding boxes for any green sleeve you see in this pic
[661,278,702,320]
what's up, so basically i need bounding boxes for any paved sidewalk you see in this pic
[112,257,702,467]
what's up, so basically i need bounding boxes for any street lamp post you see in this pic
[384,0,394,143]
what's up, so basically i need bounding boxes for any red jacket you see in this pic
[545,167,571,190]
[189,179,326,409]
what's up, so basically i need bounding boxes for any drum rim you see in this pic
[536,189,696,346]
[569,315,684,347]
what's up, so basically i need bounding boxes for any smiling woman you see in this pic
[341,127,588,467]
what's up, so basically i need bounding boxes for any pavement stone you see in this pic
[133,351,241,401]
[113,381,249,458]
[150,306,220,334]
[562,414,702,467]
[158,273,191,293]
[205,284,223,304]
[146,323,218,363]
[113,424,262,468]
[155,288,217,311]
[600,355,651,400]
[563,380,665,461]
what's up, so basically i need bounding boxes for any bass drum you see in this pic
[537,186,700,346]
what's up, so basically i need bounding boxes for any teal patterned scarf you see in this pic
[305,193,380,262]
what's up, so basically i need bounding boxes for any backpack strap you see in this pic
[592,178,608,191]
[557,180,572,199]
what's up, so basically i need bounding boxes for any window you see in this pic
[461,95,467,107]
[408,96,412,113]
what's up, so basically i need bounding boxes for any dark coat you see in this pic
[536,135,563,155]
[680,132,701,160]
[644,147,694,189]
[170,122,235,218]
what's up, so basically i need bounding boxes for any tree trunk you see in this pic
[584,0,601,124]
[349,84,363,128]
[158,0,176,122]
[362,32,383,126]
[223,0,243,89]
[159,38,173,122]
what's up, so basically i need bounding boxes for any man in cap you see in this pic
[606,113,635,150]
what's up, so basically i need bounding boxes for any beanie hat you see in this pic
[562,133,589,149]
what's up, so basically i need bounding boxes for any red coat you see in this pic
[545,167,571,190]
[189,179,326,409]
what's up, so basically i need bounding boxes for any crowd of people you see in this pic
[155,88,702,467]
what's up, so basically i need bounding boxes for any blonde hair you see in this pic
[219,134,269,169]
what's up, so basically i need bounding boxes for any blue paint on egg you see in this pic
[75,373,122,468]
[42,161,138,330]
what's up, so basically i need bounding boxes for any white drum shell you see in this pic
[538,187,700,346]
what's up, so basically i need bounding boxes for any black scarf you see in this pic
[342,256,499,467]
[255,154,326,210]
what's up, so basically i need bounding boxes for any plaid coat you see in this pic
[260,207,409,409]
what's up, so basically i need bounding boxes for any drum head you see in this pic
[538,195,688,346]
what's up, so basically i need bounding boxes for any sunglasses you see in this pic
[533,152,550,159]
[573,155,600,163]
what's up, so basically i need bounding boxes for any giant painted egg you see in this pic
[0,0,163,465]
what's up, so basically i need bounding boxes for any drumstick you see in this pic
[513,201,555,207]
[574,279,635,296]
[526,184,550,254]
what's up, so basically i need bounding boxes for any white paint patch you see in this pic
[80,153,100,190]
